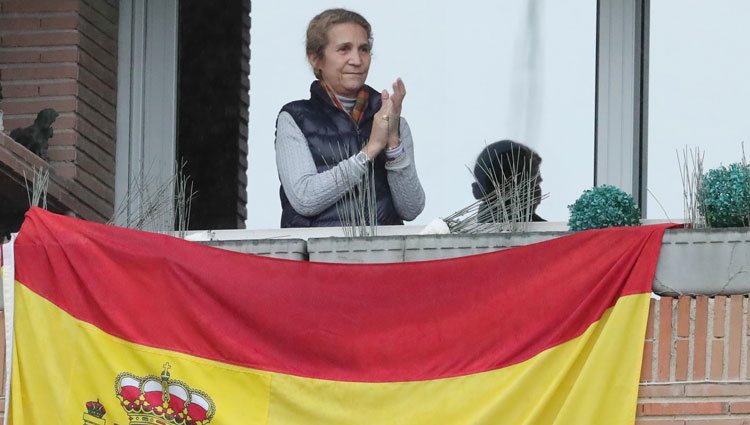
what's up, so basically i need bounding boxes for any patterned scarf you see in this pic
[319,79,370,124]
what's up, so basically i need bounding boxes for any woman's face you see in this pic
[310,23,371,97]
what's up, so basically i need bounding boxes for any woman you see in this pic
[275,8,425,228]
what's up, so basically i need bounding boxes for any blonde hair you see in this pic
[306,8,373,73]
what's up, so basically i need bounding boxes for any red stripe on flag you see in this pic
[14,208,668,382]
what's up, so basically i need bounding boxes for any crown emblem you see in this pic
[115,363,216,425]
[82,399,107,425]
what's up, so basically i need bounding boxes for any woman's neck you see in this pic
[335,94,356,114]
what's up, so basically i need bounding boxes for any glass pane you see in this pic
[647,0,750,220]
[247,0,596,228]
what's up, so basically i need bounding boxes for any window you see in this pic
[647,0,750,219]
[246,0,597,228]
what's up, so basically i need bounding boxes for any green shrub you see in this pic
[568,185,641,231]
[699,163,750,227]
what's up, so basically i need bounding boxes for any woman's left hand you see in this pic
[389,78,406,118]
[386,78,406,147]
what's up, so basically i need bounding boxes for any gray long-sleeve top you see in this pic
[275,111,425,221]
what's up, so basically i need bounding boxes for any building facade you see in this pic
[0,0,250,234]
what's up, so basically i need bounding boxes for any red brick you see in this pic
[77,34,116,71]
[76,150,115,188]
[689,421,750,425]
[40,15,79,30]
[0,49,41,63]
[646,299,655,339]
[711,339,725,379]
[728,295,743,379]
[41,48,79,63]
[56,114,76,129]
[38,81,78,96]
[75,167,114,199]
[78,67,115,103]
[75,118,114,155]
[49,185,109,222]
[77,134,114,169]
[730,401,750,414]
[82,0,117,24]
[637,383,685,398]
[715,296,727,337]
[2,116,32,131]
[1,136,48,168]
[78,50,116,89]
[0,64,78,80]
[77,17,116,53]
[50,130,78,147]
[77,101,115,138]
[0,31,79,47]
[0,17,41,30]
[1,83,39,98]
[78,84,115,120]
[635,421,684,425]
[675,339,689,381]
[79,2,117,39]
[0,0,80,13]
[52,162,76,179]
[658,297,673,382]
[687,383,750,397]
[694,296,709,380]
[677,296,691,337]
[2,98,77,115]
[641,401,726,415]
[67,181,114,219]
[641,341,653,382]
[47,146,76,162]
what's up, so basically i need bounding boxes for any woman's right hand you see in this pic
[363,89,393,160]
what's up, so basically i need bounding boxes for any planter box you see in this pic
[307,232,569,263]
[309,228,750,296]
[198,239,308,261]
[654,228,750,296]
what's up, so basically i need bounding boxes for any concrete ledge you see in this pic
[198,238,308,261]
[655,228,750,296]
[306,231,570,263]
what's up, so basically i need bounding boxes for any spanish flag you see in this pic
[3,208,668,424]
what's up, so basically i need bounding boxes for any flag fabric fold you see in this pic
[6,208,669,424]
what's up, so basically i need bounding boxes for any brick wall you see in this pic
[638,295,750,424]
[0,0,117,222]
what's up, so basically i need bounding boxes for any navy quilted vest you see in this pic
[278,81,402,228]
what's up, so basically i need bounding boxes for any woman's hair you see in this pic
[306,8,372,62]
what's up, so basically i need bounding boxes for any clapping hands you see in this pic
[365,78,406,159]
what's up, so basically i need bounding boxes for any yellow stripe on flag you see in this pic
[10,283,271,424]
[11,282,648,425]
